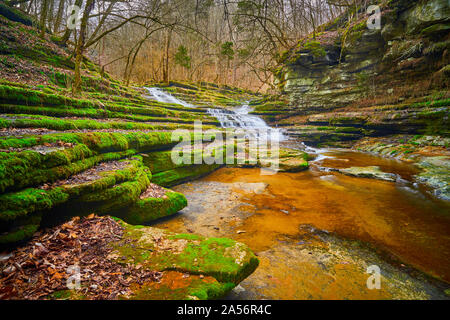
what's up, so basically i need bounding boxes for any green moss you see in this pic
[188,281,235,300]
[118,190,187,225]
[0,223,38,244]
[79,165,150,214]
[151,164,221,187]
[0,186,69,221]
[112,222,259,284]
[170,233,202,241]
[0,131,175,152]
[125,276,235,300]
[0,147,137,193]
[303,40,326,58]
[0,3,37,27]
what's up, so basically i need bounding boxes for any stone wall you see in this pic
[275,0,450,116]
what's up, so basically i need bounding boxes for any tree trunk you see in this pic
[73,0,95,95]
[39,0,48,38]
[163,27,173,83]
[60,0,83,46]
[53,0,65,34]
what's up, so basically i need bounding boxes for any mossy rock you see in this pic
[151,164,222,187]
[141,148,207,174]
[263,147,309,172]
[124,271,235,300]
[111,220,259,285]
[117,188,188,225]
[278,157,309,172]
[0,158,149,243]
[50,218,258,300]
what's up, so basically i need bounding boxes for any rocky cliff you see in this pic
[273,0,449,146]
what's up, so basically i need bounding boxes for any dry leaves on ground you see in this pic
[0,215,161,300]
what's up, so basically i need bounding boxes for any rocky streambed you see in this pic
[153,147,450,300]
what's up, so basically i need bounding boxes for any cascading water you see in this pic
[144,87,195,108]
[207,104,286,141]
[144,87,286,141]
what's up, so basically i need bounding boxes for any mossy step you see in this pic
[226,147,309,172]
[0,147,136,193]
[0,158,143,220]
[0,158,148,244]
[115,183,187,225]
[0,131,175,152]
[0,114,216,132]
[141,146,224,174]
[0,103,219,125]
[151,163,222,187]
[0,84,219,123]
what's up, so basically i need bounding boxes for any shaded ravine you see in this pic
[145,87,450,299]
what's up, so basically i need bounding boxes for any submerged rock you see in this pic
[353,135,450,201]
[338,166,397,182]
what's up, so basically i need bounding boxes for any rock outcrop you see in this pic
[273,0,449,145]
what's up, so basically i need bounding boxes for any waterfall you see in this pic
[144,87,196,108]
[144,87,286,141]
[207,104,285,141]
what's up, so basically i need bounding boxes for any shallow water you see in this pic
[153,149,450,299]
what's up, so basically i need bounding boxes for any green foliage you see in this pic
[220,42,234,60]
[174,45,191,69]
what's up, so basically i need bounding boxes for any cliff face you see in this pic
[274,0,449,145]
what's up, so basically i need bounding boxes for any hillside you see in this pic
[0,6,267,300]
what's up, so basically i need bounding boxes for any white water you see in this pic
[207,104,286,141]
[144,87,196,108]
[144,87,286,141]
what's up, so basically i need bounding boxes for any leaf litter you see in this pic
[0,215,162,300]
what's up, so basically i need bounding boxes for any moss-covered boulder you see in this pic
[115,183,188,224]
[111,220,259,286]
[277,148,309,172]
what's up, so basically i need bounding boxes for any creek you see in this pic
[147,88,450,299]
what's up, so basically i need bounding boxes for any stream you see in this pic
[146,88,450,299]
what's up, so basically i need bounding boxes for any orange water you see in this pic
[154,149,450,298]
